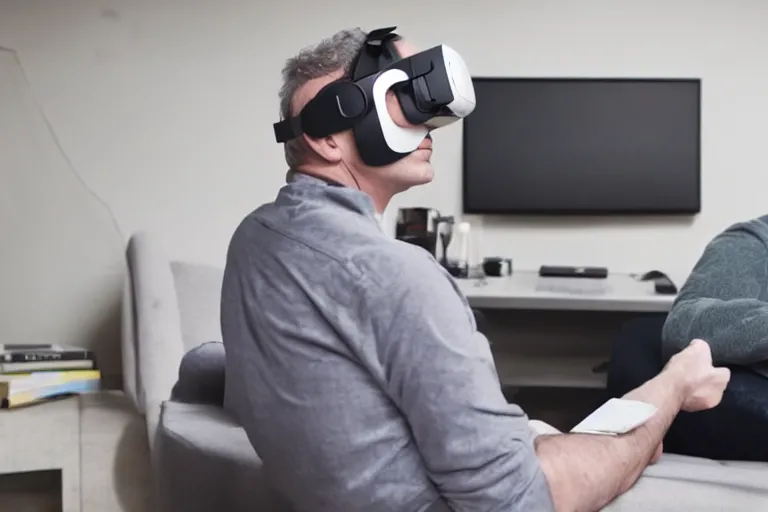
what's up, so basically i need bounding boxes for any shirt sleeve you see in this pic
[366,255,555,511]
[662,228,768,365]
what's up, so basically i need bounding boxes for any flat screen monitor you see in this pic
[462,78,701,215]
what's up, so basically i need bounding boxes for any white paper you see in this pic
[571,398,657,435]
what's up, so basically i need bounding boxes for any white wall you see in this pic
[2,0,767,379]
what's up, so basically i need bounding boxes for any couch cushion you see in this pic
[171,341,226,406]
[170,261,224,352]
[606,453,768,511]
[642,453,768,486]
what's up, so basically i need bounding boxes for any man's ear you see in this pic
[303,134,342,163]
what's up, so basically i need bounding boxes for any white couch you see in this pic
[122,231,768,511]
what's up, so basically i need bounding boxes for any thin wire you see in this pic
[0,45,125,240]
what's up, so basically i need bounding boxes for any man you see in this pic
[663,215,768,376]
[221,27,730,512]
[658,215,768,461]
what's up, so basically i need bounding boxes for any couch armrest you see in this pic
[154,401,292,512]
[124,232,186,450]
[121,270,140,411]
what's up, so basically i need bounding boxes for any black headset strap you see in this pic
[274,116,303,143]
[351,26,401,81]
[273,80,366,143]
[273,27,401,143]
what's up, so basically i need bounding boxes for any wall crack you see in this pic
[0,44,125,241]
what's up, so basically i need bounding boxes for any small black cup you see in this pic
[483,257,512,277]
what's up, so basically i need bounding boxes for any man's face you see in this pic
[337,39,434,190]
[293,39,433,192]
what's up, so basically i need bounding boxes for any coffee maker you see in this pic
[395,207,455,267]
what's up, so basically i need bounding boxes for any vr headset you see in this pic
[273,27,476,167]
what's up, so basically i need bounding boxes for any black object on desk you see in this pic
[539,265,609,279]
[639,270,678,295]
[444,261,468,278]
[483,257,512,277]
[395,207,454,260]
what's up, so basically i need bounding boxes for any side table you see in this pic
[0,397,81,512]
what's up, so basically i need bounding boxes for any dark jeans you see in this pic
[607,315,768,462]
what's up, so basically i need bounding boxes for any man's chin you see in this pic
[420,164,435,184]
[403,162,434,187]
[385,158,434,194]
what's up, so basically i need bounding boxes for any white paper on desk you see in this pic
[570,398,657,436]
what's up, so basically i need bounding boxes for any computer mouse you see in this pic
[639,270,668,281]
[639,270,678,295]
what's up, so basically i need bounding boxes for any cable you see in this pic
[0,44,124,240]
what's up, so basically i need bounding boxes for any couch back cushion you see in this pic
[171,261,224,351]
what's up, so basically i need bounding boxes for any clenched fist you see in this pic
[664,339,731,412]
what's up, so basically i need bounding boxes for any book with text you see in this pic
[0,369,101,409]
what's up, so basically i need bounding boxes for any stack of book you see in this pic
[0,344,101,409]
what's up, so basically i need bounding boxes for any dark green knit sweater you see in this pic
[662,215,768,378]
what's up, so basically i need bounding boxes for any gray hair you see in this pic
[278,28,368,169]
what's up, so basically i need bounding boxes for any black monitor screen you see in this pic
[462,78,701,215]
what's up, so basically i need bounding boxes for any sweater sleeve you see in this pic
[662,228,768,366]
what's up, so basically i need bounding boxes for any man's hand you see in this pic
[663,338,731,412]
[535,338,730,512]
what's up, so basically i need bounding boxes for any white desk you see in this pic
[0,397,81,511]
[454,270,676,392]
[456,270,675,313]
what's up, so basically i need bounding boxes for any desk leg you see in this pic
[61,466,81,512]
